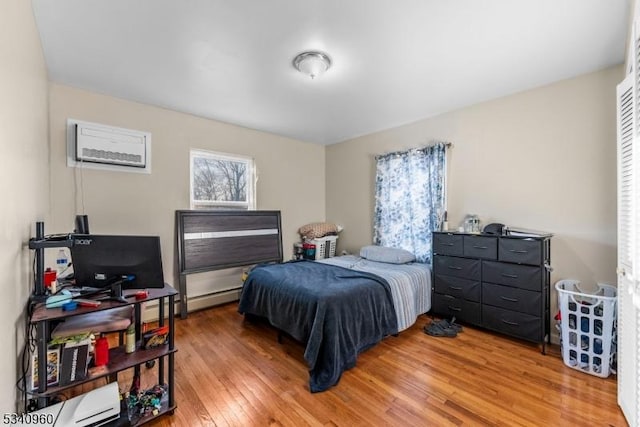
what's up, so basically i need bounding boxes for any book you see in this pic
[59,338,91,386]
[30,347,60,391]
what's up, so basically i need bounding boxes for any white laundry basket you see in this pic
[307,235,338,260]
[555,279,617,378]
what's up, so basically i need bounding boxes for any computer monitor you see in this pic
[70,234,165,303]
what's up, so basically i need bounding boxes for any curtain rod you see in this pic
[375,141,452,160]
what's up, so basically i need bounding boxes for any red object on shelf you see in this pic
[94,337,109,366]
[44,268,56,287]
[135,290,149,300]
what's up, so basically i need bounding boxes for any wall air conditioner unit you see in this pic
[67,119,152,174]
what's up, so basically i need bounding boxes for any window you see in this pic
[190,149,256,210]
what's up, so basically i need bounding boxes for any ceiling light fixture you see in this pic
[293,51,331,79]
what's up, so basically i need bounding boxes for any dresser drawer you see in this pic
[434,275,481,302]
[482,261,541,291]
[482,283,541,316]
[499,238,542,265]
[463,235,497,260]
[434,255,480,280]
[482,305,541,342]
[433,233,463,256]
[432,293,481,326]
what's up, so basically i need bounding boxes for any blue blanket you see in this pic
[238,260,398,392]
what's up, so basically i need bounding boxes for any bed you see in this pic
[238,252,431,392]
[175,210,431,392]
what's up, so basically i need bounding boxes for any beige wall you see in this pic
[326,65,623,340]
[0,1,50,411]
[48,84,325,306]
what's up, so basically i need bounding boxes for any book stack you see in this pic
[48,333,92,386]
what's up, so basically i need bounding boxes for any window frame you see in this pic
[189,149,256,210]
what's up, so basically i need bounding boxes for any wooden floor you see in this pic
[129,302,626,427]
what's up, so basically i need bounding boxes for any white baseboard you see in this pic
[140,289,241,323]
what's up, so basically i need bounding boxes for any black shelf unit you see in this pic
[27,222,177,425]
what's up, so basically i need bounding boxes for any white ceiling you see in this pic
[31,0,629,145]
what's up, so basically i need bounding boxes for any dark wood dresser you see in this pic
[431,231,552,353]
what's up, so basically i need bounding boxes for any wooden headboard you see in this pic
[175,210,283,318]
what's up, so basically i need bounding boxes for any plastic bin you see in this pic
[307,235,338,260]
[555,279,617,378]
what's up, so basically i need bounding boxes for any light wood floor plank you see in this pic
[113,302,625,426]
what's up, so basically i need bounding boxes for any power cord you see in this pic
[16,303,37,413]
[16,256,38,412]
[17,253,46,413]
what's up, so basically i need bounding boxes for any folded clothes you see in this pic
[51,306,133,338]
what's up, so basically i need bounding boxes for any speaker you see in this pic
[74,215,90,234]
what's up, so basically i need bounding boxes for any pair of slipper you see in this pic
[423,317,463,338]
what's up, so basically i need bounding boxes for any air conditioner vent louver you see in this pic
[80,147,143,166]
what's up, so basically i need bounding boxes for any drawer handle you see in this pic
[501,273,518,279]
[500,296,519,302]
[501,319,519,326]
[448,286,462,291]
[509,249,528,254]
[473,245,488,249]
[447,305,462,312]
[442,242,454,246]
[448,266,462,270]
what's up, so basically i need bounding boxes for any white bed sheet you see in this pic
[318,255,431,332]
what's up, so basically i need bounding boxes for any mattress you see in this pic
[318,255,432,332]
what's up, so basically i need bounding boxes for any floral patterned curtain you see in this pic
[373,142,447,263]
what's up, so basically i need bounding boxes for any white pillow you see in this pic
[359,245,416,264]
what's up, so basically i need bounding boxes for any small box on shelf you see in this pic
[143,325,169,349]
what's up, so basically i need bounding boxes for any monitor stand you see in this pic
[106,282,128,304]
[96,277,131,304]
